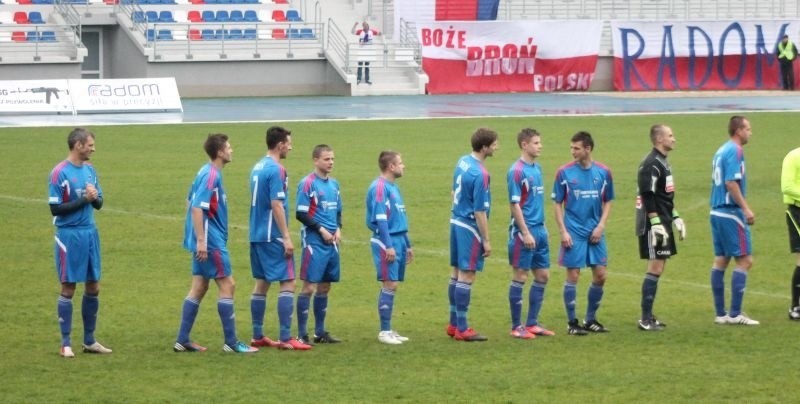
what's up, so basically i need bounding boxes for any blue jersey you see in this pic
[296,172,342,232]
[507,158,545,229]
[365,177,408,236]
[48,160,102,228]
[710,140,746,209]
[551,161,614,239]
[249,156,289,242]
[184,163,228,252]
[451,154,491,224]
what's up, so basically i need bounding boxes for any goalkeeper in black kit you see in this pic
[634,124,686,331]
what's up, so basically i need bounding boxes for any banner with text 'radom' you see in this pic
[612,20,800,91]
[420,21,601,94]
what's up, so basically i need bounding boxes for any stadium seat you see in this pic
[159,0,176,4]
[132,11,146,22]
[188,0,203,3]
[157,29,173,40]
[13,12,29,24]
[215,28,227,40]
[40,30,55,41]
[204,0,217,3]
[243,0,258,3]
[273,0,287,4]
[146,28,155,41]
[201,10,215,22]
[287,28,300,39]
[243,10,259,22]
[16,0,32,4]
[103,0,117,4]
[243,28,256,39]
[33,0,55,4]
[285,9,300,21]
[300,28,313,39]
[271,10,285,21]
[145,11,158,22]
[158,11,175,22]
[271,28,285,39]
[201,28,215,40]
[28,11,44,24]
[26,31,38,41]
[187,10,202,22]
[228,28,242,40]
[188,29,201,40]
[215,10,229,22]
[230,10,243,21]
[11,31,26,41]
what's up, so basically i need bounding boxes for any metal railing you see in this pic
[0,24,84,63]
[327,16,421,75]
[54,0,84,41]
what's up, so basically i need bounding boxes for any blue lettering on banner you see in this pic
[687,26,712,88]
[619,27,649,90]
[657,25,678,90]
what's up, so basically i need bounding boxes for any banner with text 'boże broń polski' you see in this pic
[420,21,601,94]
[612,20,800,91]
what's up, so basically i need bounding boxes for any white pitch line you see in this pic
[3,193,788,300]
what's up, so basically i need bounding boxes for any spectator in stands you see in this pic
[777,34,797,90]
[352,21,381,85]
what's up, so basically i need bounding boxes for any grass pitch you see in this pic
[1,112,798,402]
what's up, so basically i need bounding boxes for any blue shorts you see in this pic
[449,219,484,271]
[191,248,232,279]
[54,226,101,283]
[508,225,550,270]
[710,208,752,257]
[250,240,296,282]
[558,235,608,269]
[370,234,409,281]
[300,231,340,283]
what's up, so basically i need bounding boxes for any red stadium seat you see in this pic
[271,9,285,21]
[188,0,204,4]
[12,31,27,41]
[187,10,203,22]
[273,0,288,3]
[188,29,201,40]
[14,11,29,24]
[16,0,33,4]
[271,28,286,39]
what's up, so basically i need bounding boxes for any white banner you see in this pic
[70,78,182,113]
[0,80,72,114]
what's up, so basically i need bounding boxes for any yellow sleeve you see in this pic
[782,148,800,204]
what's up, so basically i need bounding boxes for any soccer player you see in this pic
[709,116,759,325]
[552,131,614,336]
[635,124,686,331]
[295,144,343,344]
[174,134,258,353]
[49,128,112,358]
[248,126,311,350]
[506,128,555,339]
[446,128,498,342]
[781,145,800,320]
[366,151,413,345]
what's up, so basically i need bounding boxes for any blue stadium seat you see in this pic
[145,11,158,22]
[243,0,258,3]
[132,11,146,23]
[230,10,243,21]
[146,29,155,41]
[215,10,229,22]
[300,28,314,39]
[201,28,215,40]
[28,11,45,24]
[215,29,227,40]
[157,29,173,40]
[158,11,175,22]
[201,10,216,22]
[26,31,39,41]
[40,31,56,41]
[243,10,259,22]
[204,0,217,3]
[285,9,301,22]
[243,28,257,39]
[228,29,242,40]
[287,28,301,39]
[159,0,176,3]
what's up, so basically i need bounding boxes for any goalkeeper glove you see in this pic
[672,210,686,240]
[650,216,669,247]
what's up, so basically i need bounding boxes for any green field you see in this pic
[1,113,798,402]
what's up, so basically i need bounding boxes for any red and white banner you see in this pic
[612,20,800,91]
[420,21,601,94]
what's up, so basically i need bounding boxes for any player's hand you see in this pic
[333,229,342,244]
[672,217,686,240]
[195,241,208,262]
[482,240,492,257]
[651,224,670,247]
[743,208,755,225]
[406,248,414,264]
[560,232,573,248]
[521,232,535,249]
[282,238,294,257]
[320,228,334,244]
[84,183,98,201]
[590,226,603,244]
[385,247,396,263]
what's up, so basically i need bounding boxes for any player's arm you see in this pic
[725,180,754,224]
[191,206,208,262]
[474,210,491,258]
[553,201,573,248]
[50,197,91,216]
[590,200,612,244]
[404,233,413,264]
[638,164,660,220]
[271,199,293,256]
[781,153,800,202]
[509,202,535,249]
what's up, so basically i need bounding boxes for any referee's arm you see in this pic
[782,150,800,203]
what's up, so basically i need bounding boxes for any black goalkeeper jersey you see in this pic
[635,148,674,236]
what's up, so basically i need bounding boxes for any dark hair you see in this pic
[571,131,594,150]
[471,128,498,152]
[312,144,333,159]
[266,126,291,149]
[649,124,668,144]
[728,115,747,136]
[67,128,95,150]
[378,151,400,171]
[516,128,540,148]
[204,133,229,159]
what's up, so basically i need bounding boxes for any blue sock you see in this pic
[217,298,237,346]
[448,277,457,327]
[586,283,604,322]
[526,281,546,327]
[250,293,266,340]
[57,295,73,347]
[454,281,472,332]
[641,273,659,320]
[313,293,328,336]
[508,280,524,329]
[378,288,395,332]
[296,293,311,337]
[277,291,294,342]
[711,268,726,316]
[730,269,748,317]
[177,297,200,344]
[563,281,577,322]
[81,293,99,345]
